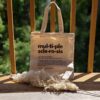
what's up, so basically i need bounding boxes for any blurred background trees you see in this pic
[0,0,100,74]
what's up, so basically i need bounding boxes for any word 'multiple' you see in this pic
[38,43,63,54]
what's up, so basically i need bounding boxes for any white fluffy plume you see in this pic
[11,70,79,92]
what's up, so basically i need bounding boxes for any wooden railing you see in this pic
[7,0,98,74]
[7,0,16,74]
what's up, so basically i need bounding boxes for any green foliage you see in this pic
[15,25,30,72]
[0,57,10,74]
[0,0,100,74]
[15,41,30,72]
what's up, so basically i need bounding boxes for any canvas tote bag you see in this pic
[30,2,75,80]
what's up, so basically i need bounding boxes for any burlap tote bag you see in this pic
[30,2,75,80]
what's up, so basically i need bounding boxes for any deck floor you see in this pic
[0,91,100,100]
[0,73,100,93]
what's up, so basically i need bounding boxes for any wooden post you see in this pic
[50,0,56,32]
[88,0,98,73]
[7,0,16,74]
[70,0,76,33]
[30,0,35,32]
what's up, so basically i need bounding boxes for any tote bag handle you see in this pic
[41,1,64,33]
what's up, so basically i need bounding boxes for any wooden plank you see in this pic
[70,0,76,33]
[7,0,16,74]
[88,0,98,73]
[50,0,56,32]
[94,78,100,82]
[74,73,83,77]
[0,75,14,84]
[0,75,10,81]
[73,73,99,82]
[30,0,35,32]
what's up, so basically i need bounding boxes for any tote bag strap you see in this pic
[40,1,64,33]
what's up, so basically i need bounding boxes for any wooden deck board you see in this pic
[0,73,100,93]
